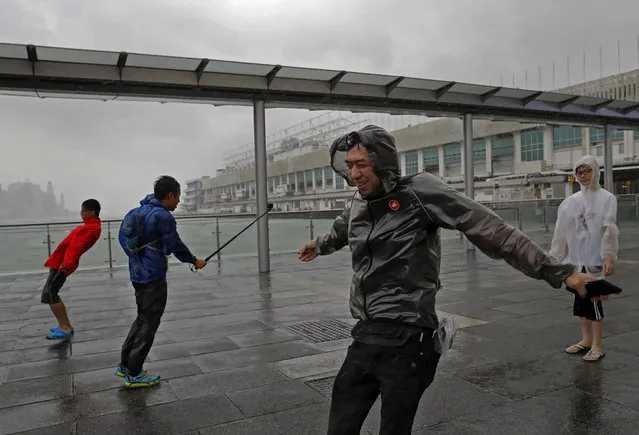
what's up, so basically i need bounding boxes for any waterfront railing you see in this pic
[1,195,638,275]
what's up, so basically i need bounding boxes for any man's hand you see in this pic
[59,265,70,274]
[564,271,598,299]
[194,258,207,270]
[603,258,615,276]
[298,240,318,262]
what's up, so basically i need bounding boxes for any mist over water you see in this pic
[0,217,469,275]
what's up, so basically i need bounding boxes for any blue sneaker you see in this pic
[46,328,74,339]
[124,371,160,389]
[116,366,151,378]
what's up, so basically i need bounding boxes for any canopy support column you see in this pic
[253,100,270,273]
[603,125,614,192]
[463,114,475,252]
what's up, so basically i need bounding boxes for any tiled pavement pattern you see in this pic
[1,227,639,434]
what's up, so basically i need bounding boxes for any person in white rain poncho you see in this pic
[549,155,619,362]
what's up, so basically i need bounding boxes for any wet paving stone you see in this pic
[75,394,242,434]
[146,336,238,361]
[0,398,75,435]
[0,374,72,409]
[226,379,327,417]
[198,403,330,435]
[167,364,286,399]
[1,228,639,433]
[13,423,75,435]
[227,327,301,347]
[419,386,639,434]
[192,341,322,373]
[5,350,121,382]
[457,353,598,400]
[360,374,508,433]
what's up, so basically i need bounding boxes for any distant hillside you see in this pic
[0,180,71,220]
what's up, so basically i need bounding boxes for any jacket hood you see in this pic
[140,194,164,208]
[574,155,600,194]
[329,125,400,195]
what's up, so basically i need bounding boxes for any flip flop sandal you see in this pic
[565,344,591,354]
[583,350,605,362]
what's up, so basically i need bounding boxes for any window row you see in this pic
[401,125,636,170]
[585,83,638,101]
[594,143,626,157]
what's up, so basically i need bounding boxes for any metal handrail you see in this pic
[0,209,334,229]
[2,194,638,229]
[1,194,638,273]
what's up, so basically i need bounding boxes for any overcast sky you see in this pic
[1,0,638,217]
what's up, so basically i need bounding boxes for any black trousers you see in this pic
[327,338,440,435]
[120,280,167,377]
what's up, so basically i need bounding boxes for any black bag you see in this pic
[585,279,623,298]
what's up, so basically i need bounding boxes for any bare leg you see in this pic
[49,302,73,332]
[577,317,593,347]
[591,320,603,351]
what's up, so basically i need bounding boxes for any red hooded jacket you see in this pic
[44,217,102,275]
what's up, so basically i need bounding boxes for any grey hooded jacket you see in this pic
[316,125,575,339]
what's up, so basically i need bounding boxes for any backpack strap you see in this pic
[130,207,163,254]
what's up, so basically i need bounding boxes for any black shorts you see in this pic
[568,266,604,321]
[573,293,604,321]
[41,268,67,304]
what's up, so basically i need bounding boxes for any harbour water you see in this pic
[0,211,528,276]
[0,216,336,275]
[3,195,638,276]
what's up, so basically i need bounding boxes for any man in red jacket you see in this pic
[42,199,102,339]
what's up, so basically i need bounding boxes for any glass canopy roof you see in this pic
[0,43,637,128]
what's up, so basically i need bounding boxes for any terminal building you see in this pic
[183,70,639,214]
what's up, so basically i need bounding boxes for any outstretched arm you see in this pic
[548,201,569,263]
[155,213,197,264]
[298,202,351,262]
[412,175,575,288]
[316,202,351,255]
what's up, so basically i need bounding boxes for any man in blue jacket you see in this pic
[116,175,206,388]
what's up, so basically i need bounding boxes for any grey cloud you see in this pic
[1,0,638,216]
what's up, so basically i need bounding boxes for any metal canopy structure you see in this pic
[1,43,639,127]
[1,43,638,270]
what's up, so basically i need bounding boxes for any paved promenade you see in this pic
[1,226,639,434]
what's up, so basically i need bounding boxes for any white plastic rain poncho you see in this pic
[549,155,619,275]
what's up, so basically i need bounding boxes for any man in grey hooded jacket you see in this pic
[298,125,597,435]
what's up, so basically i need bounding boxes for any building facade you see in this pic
[557,69,639,101]
[183,177,206,212]
[181,70,639,214]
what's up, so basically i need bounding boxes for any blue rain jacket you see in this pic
[118,194,196,283]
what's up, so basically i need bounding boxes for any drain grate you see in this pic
[306,376,336,397]
[286,319,352,343]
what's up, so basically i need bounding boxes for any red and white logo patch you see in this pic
[388,199,400,211]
